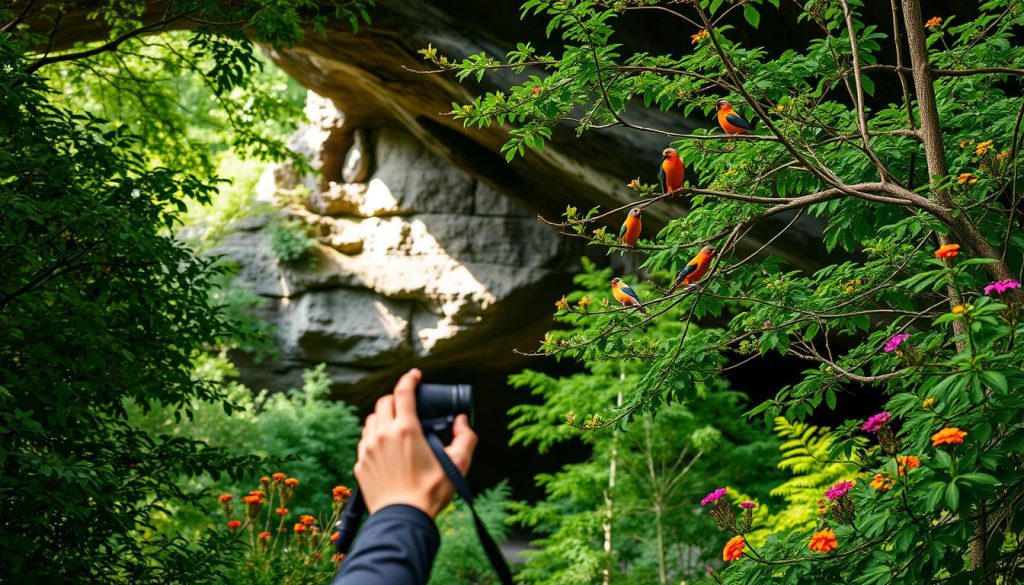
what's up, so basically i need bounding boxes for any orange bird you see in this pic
[659,148,685,195]
[619,207,643,248]
[716,100,753,135]
[670,246,717,291]
[610,277,649,315]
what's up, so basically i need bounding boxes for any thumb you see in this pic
[444,414,478,476]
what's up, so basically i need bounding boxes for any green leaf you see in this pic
[958,473,999,486]
[945,481,960,512]
[980,371,1008,394]
[743,4,761,28]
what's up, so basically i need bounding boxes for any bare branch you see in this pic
[839,0,892,180]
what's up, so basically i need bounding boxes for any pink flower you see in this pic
[984,279,1020,295]
[862,412,891,433]
[824,480,854,501]
[739,501,757,509]
[884,333,910,353]
[700,487,728,506]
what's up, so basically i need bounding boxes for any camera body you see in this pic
[416,383,474,435]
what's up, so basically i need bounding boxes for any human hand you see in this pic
[354,368,478,519]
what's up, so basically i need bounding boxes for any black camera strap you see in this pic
[424,432,514,585]
[334,431,514,585]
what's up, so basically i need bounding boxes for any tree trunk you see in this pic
[899,3,994,576]
[601,389,623,585]
[643,418,667,584]
[900,0,1013,284]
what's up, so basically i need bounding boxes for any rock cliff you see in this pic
[218,94,580,401]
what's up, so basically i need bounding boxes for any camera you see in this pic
[416,383,474,434]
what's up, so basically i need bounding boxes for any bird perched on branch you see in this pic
[610,277,649,315]
[670,246,717,292]
[619,207,643,248]
[659,148,685,196]
[716,100,753,135]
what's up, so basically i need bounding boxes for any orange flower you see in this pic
[870,473,893,492]
[284,477,299,487]
[530,86,542,96]
[925,16,942,29]
[300,514,316,526]
[931,427,967,446]
[934,243,961,259]
[578,296,591,310]
[951,304,965,314]
[260,476,270,486]
[808,528,838,553]
[330,531,340,542]
[227,520,242,530]
[275,507,289,516]
[627,178,641,189]
[722,535,745,562]
[218,494,233,503]
[332,553,346,563]
[957,173,978,185]
[996,150,1010,163]
[555,296,569,311]
[897,455,920,476]
[258,531,271,542]
[294,523,307,534]
[975,140,993,156]
[242,495,263,505]
[333,485,352,502]
[922,397,936,409]
[272,472,286,482]
[691,29,709,44]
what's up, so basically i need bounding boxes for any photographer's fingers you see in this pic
[374,393,395,422]
[393,368,421,424]
[444,414,478,475]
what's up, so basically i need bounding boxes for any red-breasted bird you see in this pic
[670,245,717,291]
[716,100,753,135]
[659,148,685,195]
[610,277,649,315]
[619,207,643,248]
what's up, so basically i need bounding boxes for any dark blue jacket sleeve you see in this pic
[331,504,439,585]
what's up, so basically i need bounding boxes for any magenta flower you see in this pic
[739,501,757,509]
[700,487,728,506]
[884,332,910,353]
[984,279,1020,295]
[862,411,892,433]
[824,481,854,501]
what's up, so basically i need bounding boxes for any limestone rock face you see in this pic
[218,97,580,401]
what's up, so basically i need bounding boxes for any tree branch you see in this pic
[25,12,189,74]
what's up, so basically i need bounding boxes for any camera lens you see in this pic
[417,384,474,432]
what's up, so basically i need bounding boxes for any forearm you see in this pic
[332,504,440,585]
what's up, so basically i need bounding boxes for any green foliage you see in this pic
[0,0,371,580]
[133,361,361,531]
[430,483,515,585]
[756,418,855,536]
[439,0,1024,582]
[269,217,319,265]
[0,38,253,582]
[43,32,309,182]
[508,261,780,584]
